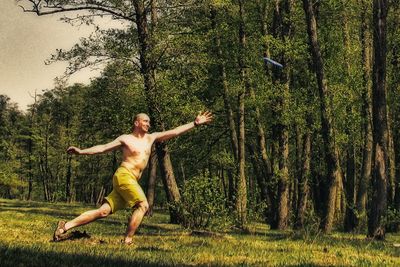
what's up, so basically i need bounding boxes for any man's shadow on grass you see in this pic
[0,245,181,267]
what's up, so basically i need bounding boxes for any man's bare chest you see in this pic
[122,136,153,156]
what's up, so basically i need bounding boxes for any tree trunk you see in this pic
[395,155,400,231]
[293,125,301,214]
[368,0,389,240]
[269,0,293,230]
[341,8,355,230]
[133,0,182,223]
[220,168,228,201]
[146,145,157,216]
[235,0,248,227]
[256,0,280,226]
[27,127,34,200]
[344,148,356,231]
[155,142,182,223]
[388,1,400,230]
[209,6,238,204]
[302,0,343,233]
[247,142,270,220]
[66,154,72,202]
[355,0,373,230]
[387,108,396,205]
[257,0,272,75]
[295,116,312,229]
[278,0,292,231]
[96,186,105,205]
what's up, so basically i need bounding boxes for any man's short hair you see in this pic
[133,113,149,123]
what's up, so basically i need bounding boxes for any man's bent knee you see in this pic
[98,204,112,218]
[136,201,149,213]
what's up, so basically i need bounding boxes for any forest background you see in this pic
[1,0,400,241]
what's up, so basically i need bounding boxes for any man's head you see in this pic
[133,113,151,133]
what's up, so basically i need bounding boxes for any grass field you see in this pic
[0,198,399,266]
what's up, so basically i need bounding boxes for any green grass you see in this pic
[0,198,399,266]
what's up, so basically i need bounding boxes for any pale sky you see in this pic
[0,1,111,111]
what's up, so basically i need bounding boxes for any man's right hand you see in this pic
[67,146,82,155]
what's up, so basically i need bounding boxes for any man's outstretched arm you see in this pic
[67,137,123,155]
[153,111,213,142]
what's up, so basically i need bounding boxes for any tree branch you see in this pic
[19,1,135,22]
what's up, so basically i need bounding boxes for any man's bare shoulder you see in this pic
[148,132,160,141]
[113,134,133,145]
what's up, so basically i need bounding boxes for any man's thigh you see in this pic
[116,180,147,208]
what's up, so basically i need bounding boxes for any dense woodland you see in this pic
[1,0,400,239]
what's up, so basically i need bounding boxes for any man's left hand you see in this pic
[195,111,213,126]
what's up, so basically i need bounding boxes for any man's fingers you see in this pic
[202,111,211,117]
[197,111,213,124]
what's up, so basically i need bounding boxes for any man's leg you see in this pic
[124,200,149,244]
[61,203,112,233]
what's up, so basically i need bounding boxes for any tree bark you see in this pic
[295,116,312,229]
[355,0,373,230]
[293,125,301,214]
[27,99,36,200]
[341,9,356,231]
[133,0,182,223]
[235,0,248,227]
[344,148,356,231]
[66,154,72,202]
[388,0,400,231]
[269,0,293,230]
[302,0,343,233]
[146,145,157,216]
[387,108,396,205]
[209,5,238,204]
[368,0,389,240]
[255,0,277,225]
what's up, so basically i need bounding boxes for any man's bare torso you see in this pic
[119,134,155,179]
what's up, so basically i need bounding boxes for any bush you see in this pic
[386,207,400,232]
[175,173,233,230]
[0,161,27,198]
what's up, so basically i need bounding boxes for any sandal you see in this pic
[121,239,134,246]
[53,221,67,241]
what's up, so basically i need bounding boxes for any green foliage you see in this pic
[296,209,323,241]
[0,162,27,198]
[176,173,233,230]
[386,207,400,232]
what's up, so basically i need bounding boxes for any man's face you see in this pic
[135,114,151,132]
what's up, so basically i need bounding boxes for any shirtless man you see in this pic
[53,111,213,244]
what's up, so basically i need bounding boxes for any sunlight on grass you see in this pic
[0,198,399,266]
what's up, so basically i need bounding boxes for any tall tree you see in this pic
[368,0,389,239]
[355,0,373,230]
[295,115,312,229]
[133,0,183,223]
[302,0,343,233]
[236,0,248,227]
[209,4,238,204]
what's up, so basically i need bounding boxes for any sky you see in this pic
[0,1,106,111]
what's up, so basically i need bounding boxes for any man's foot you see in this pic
[53,221,67,241]
[121,240,134,245]
[122,236,134,245]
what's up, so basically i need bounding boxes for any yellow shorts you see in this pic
[104,166,147,213]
